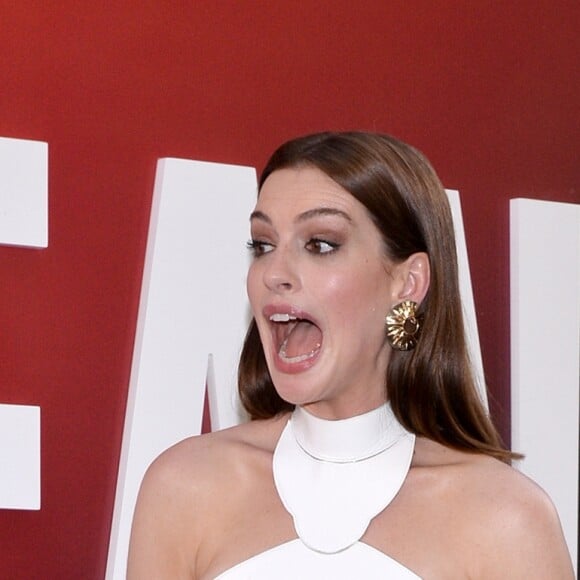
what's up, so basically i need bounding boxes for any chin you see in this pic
[271,378,323,408]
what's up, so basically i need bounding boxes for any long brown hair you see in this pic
[239,131,514,461]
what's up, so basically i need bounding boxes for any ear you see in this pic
[394,252,430,305]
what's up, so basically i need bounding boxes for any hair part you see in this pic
[238,131,516,462]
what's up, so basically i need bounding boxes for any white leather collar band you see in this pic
[273,402,415,554]
[291,403,406,463]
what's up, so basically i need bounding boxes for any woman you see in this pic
[128,132,573,578]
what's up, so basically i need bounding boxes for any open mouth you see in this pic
[269,313,322,364]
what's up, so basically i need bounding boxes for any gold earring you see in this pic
[385,300,422,351]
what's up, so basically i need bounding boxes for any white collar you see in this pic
[273,402,415,553]
[292,403,406,463]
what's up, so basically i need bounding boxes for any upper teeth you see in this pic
[270,313,297,322]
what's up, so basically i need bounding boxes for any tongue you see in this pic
[283,320,322,358]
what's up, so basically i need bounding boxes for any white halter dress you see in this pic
[216,403,421,579]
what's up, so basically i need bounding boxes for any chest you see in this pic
[199,468,472,580]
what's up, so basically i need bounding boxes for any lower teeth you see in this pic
[279,339,321,363]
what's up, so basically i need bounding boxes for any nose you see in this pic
[262,246,300,293]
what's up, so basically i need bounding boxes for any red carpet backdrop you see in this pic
[0,3,578,578]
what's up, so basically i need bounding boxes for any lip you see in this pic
[262,303,318,323]
[262,303,323,374]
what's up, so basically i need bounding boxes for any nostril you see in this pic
[263,268,295,291]
[262,251,299,292]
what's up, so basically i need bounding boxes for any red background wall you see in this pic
[0,3,578,578]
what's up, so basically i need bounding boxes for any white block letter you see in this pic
[0,404,41,510]
[106,158,256,579]
[511,198,579,571]
[0,136,48,248]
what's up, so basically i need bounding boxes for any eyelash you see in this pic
[246,238,340,257]
[246,239,273,258]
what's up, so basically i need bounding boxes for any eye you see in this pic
[305,238,339,255]
[246,239,274,257]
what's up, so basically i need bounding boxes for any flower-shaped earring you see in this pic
[385,300,422,351]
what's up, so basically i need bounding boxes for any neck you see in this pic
[301,395,388,422]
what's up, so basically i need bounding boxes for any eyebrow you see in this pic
[250,207,353,224]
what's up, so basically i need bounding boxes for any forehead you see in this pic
[256,167,360,216]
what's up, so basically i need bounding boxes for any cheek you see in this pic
[246,264,261,310]
[322,267,387,305]
[323,268,389,327]
[316,273,353,311]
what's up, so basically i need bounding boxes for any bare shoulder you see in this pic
[412,439,574,579]
[127,414,288,579]
[467,458,574,579]
[144,414,285,490]
[136,413,288,511]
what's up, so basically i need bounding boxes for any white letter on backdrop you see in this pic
[0,404,41,510]
[510,198,579,572]
[0,135,45,510]
[446,190,487,408]
[0,136,48,248]
[106,158,256,579]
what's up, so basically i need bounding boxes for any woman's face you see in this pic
[247,166,406,419]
